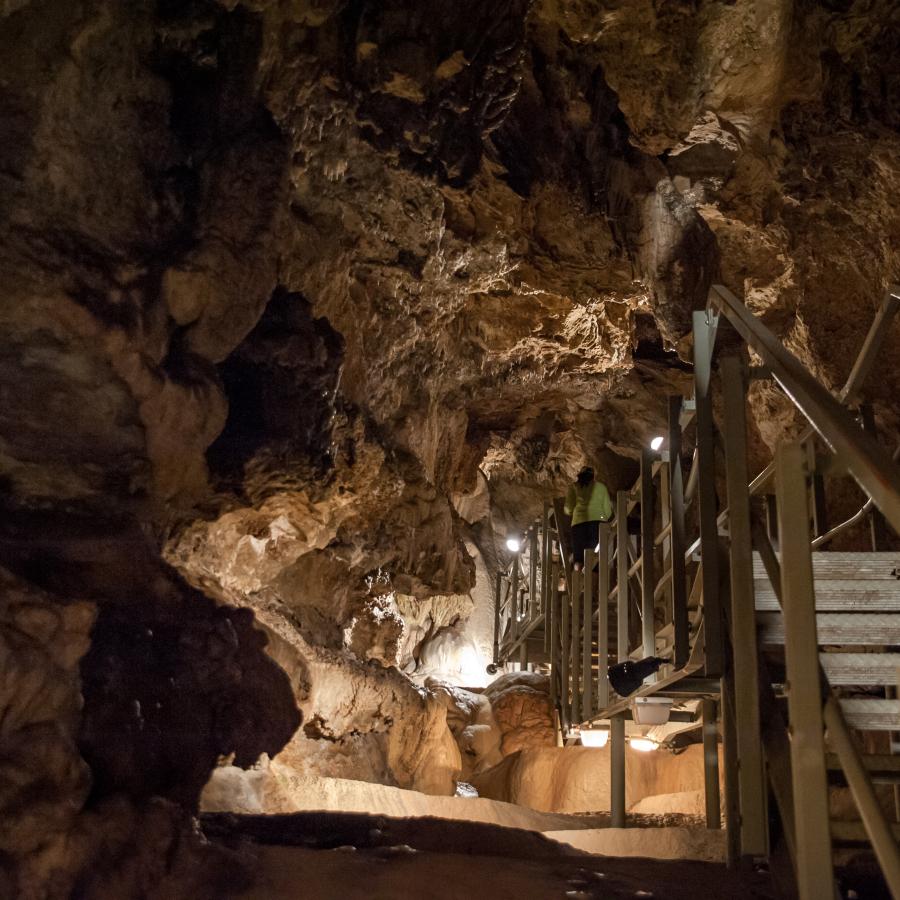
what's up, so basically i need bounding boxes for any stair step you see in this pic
[820,653,900,685]
[753,551,900,581]
[830,820,900,844]
[759,613,900,646]
[838,698,900,731]
[754,580,900,612]
[826,753,900,782]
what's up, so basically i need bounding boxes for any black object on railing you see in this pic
[607,656,667,697]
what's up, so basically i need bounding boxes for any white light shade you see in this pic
[580,729,609,748]
[629,737,658,753]
[506,537,521,552]
[650,435,664,451]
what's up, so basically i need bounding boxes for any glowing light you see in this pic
[629,737,658,753]
[506,537,521,552]
[650,436,664,451]
[580,729,610,748]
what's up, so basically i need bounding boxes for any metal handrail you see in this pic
[708,284,900,534]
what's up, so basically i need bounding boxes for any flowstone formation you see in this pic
[1,0,899,895]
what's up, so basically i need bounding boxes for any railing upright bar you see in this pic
[616,491,629,665]
[510,550,520,644]
[640,448,656,669]
[597,527,610,710]
[583,548,595,720]
[550,558,559,713]
[838,286,900,405]
[571,569,582,725]
[541,503,550,619]
[775,440,834,900]
[529,524,538,621]
[668,395,690,669]
[721,356,767,858]
[693,309,724,677]
[560,569,570,731]
[493,572,502,665]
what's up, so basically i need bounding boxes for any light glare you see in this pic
[580,729,610,748]
[629,737,658,752]
[506,537,521,552]
[650,435,664,451]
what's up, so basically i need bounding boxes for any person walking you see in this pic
[564,466,613,570]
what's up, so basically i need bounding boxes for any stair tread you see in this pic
[753,551,900,581]
[759,612,900,646]
[838,698,900,731]
[820,652,900,685]
[754,580,900,612]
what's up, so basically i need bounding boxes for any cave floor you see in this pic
[205,812,777,900]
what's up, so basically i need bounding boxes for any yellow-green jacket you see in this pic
[564,481,613,525]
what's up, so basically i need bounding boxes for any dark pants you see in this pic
[572,520,601,567]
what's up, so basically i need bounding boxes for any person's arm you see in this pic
[564,484,575,516]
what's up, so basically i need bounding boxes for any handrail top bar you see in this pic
[708,284,900,535]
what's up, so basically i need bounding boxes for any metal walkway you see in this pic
[492,284,900,899]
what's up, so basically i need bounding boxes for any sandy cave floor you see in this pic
[203,812,778,900]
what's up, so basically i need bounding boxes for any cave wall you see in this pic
[1,0,899,893]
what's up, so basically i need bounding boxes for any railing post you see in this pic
[611,714,626,828]
[702,697,721,830]
[541,503,550,621]
[597,526,610,710]
[529,524,538,621]
[560,570,570,732]
[693,308,723,677]
[640,449,657,670]
[668,395,689,669]
[616,491,629,665]
[571,569,582,725]
[510,549,520,644]
[775,440,834,900]
[493,572,502,665]
[859,403,890,550]
[550,558,559,712]
[583,547,595,720]
[721,356,767,859]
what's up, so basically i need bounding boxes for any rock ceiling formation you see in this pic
[1,0,899,895]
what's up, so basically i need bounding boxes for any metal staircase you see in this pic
[491,283,900,899]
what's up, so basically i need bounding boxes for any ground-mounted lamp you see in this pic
[579,728,610,748]
[631,696,673,726]
[628,737,658,753]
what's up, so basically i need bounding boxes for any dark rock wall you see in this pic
[1,0,898,893]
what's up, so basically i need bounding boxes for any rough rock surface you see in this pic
[1,0,899,893]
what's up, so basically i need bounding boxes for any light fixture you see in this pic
[629,737,658,753]
[506,537,521,552]
[580,729,610,748]
[650,435,664,451]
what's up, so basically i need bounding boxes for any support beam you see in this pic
[510,551,520,643]
[693,310,723,676]
[560,568,570,732]
[702,697,722,830]
[529,525,538,621]
[775,440,834,900]
[721,356,767,858]
[611,715,626,828]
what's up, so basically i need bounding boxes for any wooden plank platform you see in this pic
[759,613,900,646]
